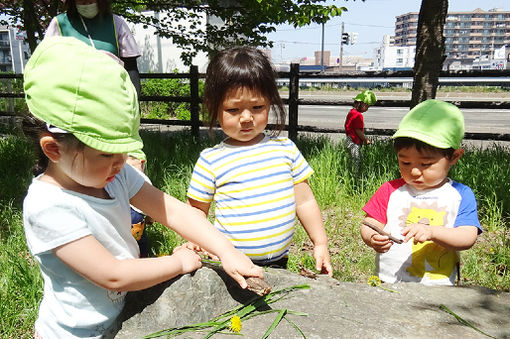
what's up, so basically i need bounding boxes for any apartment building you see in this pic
[394,8,510,70]
[0,26,30,73]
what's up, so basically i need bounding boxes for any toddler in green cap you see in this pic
[22,37,263,339]
[344,89,377,174]
[360,99,482,286]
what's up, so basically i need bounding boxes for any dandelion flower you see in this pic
[367,275,381,287]
[230,315,242,333]
[489,248,494,254]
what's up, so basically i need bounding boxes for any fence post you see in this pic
[288,63,299,141]
[190,65,200,138]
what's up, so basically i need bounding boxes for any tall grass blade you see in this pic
[439,304,496,338]
[262,309,287,339]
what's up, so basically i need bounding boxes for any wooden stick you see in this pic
[362,220,403,244]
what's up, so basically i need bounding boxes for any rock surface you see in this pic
[114,264,510,339]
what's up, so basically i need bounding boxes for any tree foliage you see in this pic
[1,0,351,65]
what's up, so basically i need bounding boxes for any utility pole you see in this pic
[339,22,344,72]
[320,22,325,73]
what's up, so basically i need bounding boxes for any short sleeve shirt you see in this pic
[23,164,145,338]
[187,135,313,264]
[344,108,364,144]
[363,178,481,285]
[45,13,140,58]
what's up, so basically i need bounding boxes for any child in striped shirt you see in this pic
[185,46,332,275]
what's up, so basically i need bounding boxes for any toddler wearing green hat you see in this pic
[22,36,263,338]
[360,99,482,286]
[344,89,377,174]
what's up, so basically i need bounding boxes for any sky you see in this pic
[265,0,509,63]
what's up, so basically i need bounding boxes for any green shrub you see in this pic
[0,135,34,205]
[140,75,204,121]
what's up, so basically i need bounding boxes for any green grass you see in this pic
[1,129,509,337]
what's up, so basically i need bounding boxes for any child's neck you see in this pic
[224,133,265,147]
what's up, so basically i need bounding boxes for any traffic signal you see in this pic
[350,32,358,45]
[341,32,350,45]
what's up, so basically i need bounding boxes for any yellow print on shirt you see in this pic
[399,203,459,281]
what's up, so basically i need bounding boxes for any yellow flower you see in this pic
[230,315,242,333]
[367,275,381,287]
[489,248,494,254]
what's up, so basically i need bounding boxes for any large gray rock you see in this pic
[114,264,510,338]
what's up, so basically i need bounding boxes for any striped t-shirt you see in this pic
[187,135,313,264]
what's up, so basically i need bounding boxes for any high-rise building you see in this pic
[394,8,510,70]
[0,26,30,73]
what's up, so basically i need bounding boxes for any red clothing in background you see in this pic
[344,108,364,144]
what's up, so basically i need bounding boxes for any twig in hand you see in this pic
[362,220,403,244]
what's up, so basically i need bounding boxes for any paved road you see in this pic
[293,105,510,134]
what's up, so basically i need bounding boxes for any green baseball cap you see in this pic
[354,90,377,106]
[24,36,143,154]
[392,99,465,149]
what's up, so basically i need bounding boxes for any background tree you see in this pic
[1,0,350,65]
[410,0,449,108]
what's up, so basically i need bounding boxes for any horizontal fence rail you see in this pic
[1,66,510,141]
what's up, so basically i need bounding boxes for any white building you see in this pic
[0,26,31,73]
[128,11,209,73]
[373,35,415,71]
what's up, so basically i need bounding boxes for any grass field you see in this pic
[0,129,509,338]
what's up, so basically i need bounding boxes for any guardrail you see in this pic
[1,66,510,141]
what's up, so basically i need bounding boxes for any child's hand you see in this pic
[369,234,393,253]
[174,242,220,261]
[219,249,264,289]
[402,223,433,244]
[313,243,333,276]
[171,247,202,274]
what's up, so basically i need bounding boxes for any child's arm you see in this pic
[401,223,478,250]
[131,182,263,287]
[354,128,370,144]
[176,198,219,260]
[360,216,393,253]
[53,235,203,292]
[187,198,210,218]
[294,180,333,276]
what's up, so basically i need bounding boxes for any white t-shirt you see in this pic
[23,164,145,338]
[363,178,481,286]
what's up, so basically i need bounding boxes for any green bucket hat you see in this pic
[24,36,143,154]
[392,99,465,149]
[354,90,377,106]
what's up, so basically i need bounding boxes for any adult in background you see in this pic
[344,90,377,175]
[45,0,150,256]
[45,0,141,96]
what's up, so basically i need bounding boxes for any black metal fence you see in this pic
[1,66,510,141]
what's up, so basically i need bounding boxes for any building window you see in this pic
[396,58,403,65]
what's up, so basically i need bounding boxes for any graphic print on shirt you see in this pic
[399,202,459,280]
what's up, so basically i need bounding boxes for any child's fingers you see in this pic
[173,247,202,274]
[313,247,333,276]
[319,260,333,276]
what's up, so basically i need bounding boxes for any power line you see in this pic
[273,40,380,46]
[273,21,394,33]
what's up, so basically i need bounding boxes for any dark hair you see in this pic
[353,101,368,111]
[22,114,83,176]
[393,137,455,159]
[65,0,111,19]
[204,46,286,135]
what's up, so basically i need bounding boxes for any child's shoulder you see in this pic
[267,135,292,145]
[370,178,406,197]
[446,178,476,195]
